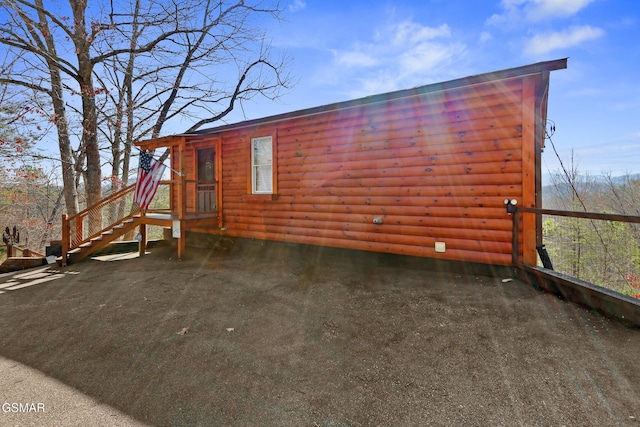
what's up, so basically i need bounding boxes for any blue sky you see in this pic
[222,0,639,178]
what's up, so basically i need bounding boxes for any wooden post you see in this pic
[138,222,147,257]
[179,139,186,221]
[178,137,186,259]
[61,214,69,266]
[178,220,185,259]
[512,209,521,268]
[75,215,83,247]
[7,243,12,258]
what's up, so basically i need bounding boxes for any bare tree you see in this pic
[99,0,291,181]
[544,152,640,294]
[0,0,291,219]
[602,171,640,217]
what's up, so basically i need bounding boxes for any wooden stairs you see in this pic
[59,180,198,265]
[61,215,143,265]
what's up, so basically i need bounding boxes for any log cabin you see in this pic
[61,58,567,266]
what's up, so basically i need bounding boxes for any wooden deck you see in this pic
[136,211,221,262]
[141,212,220,228]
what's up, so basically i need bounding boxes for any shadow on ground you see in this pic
[0,239,639,426]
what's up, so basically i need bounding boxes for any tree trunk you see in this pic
[71,0,102,234]
[35,0,79,216]
[53,86,80,217]
[71,0,101,207]
[39,188,65,250]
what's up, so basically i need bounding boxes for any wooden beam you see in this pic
[135,135,185,150]
[178,137,186,259]
[138,223,147,257]
[517,207,640,223]
[61,214,69,266]
[139,215,173,227]
[178,137,186,221]
[178,220,185,259]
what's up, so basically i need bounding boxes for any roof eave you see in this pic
[141,58,568,143]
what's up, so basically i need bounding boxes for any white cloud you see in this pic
[288,0,306,13]
[325,20,466,96]
[526,0,596,20]
[525,25,604,55]
[391,22,451,45]
[399,42,464,76]
[488,0,596,25]
[479,31,492,43]
[333,49,379,68]
[486,0,525,26]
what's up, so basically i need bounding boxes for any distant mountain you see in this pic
[542,172,640,187]
[542,173,640,209]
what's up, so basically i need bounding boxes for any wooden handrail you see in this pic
[67,180,176,222]
[517,206,640,224]
[60,180,175,264]
[510,204,640,268]
[66,183,137,222]
[62,184,140,256]
[28,249,46,258]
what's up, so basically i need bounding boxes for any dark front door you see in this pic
[197,148,216,212]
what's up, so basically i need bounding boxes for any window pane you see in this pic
[252,136,273,194]
[253,138,272,166]
[197,148,215,182]
[255,165,272,192]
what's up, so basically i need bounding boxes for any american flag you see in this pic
[134,151,166,210]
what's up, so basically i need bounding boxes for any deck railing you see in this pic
[510,204,640,299]
[2,243,45,258]
[62,184,140,254]
[184,180,217,214]
[145,181,172,214]
[196,182,217,212]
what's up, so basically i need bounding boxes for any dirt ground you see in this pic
[0,238,639,426]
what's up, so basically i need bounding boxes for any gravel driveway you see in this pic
[1,239,639,426]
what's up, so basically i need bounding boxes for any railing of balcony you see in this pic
[183,180,217,214]
[509,204,640,300]
[61,181,173,253]
[62,184,138,252]
[145,181,171,214]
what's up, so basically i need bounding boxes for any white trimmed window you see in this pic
[251,136,273,194]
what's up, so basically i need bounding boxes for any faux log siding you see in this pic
[204,77,528,265]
